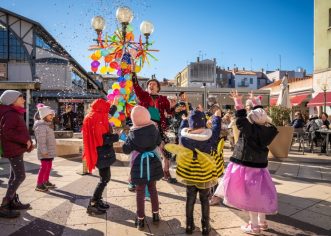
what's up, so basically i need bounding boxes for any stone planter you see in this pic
[268,126,294,158]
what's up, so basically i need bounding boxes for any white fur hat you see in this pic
[247,108,272,125]
[38,106,55,119]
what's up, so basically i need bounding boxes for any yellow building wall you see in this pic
[314,0,331,72]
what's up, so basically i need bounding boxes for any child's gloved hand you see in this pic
[131,72,138,84]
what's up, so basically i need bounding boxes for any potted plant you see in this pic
[267,105,294,158]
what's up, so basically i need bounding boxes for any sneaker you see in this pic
[97,199,110,210]
[86,200,106,215]
[241,223,261,235]
[209,196,221,206]
[35,184,48,192]
[128,183,136,192]
[44,181,56,189]
[144,196,150,201]
[258,221,268,231]
[9,194,31,210]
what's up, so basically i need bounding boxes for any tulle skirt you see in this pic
[222,162,278,214]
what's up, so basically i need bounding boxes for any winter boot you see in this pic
[135,217,145,230]
[152,212,160,224]
[186,217,195,234]
[201,219,211,235]
[9,194,31,210]
[0,198,20,218]
[86,200,106,215]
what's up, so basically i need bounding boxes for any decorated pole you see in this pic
[89,7,159,127]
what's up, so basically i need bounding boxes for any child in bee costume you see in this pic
[165,109,222,235]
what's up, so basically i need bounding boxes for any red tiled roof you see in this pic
[261,77,312,89]
[234,70,256,76]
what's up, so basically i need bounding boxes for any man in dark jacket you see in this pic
[173,92,193,144]
[0,90,33,219]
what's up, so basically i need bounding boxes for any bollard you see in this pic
[77,158,90,175]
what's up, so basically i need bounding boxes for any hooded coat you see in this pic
[33,120,56,160]
[122,124,163,185]
[82,99,115,172]
[0,104,31,158]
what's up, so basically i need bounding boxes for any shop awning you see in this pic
[270,98,278,106]
[307,92,331,107]
[290,93,309,106]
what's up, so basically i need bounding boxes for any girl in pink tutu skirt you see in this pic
[223,90,278,235]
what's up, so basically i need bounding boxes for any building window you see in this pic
[71,71,86,89]
[0,24,8,59]
[0,24,29,62]
[9,32,29,61]
[329,9,331,27]
[35,34,52,50]
[250,78,253,84]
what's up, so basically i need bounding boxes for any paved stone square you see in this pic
[0,144,331,236]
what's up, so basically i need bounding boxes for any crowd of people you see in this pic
[0,81,329,235]
[291,111,330,153]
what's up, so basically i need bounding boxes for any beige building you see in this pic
[175,58,217,87]
[313,0,331,113]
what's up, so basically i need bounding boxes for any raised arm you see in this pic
[132,72,150,102]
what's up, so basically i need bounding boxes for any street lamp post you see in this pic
[321,81,328,113]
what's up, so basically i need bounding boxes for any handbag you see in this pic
[148,106,160,122]
[96,133,119,169]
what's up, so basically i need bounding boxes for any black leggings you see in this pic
[92,167,111,201]
[5,155,26,200]
[186,186,210,221]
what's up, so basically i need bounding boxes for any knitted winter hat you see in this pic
[247,108,272,125]
[130,105,154,129]
[0,90,22,105]
[189,110,206,129]
[38,106,55,119]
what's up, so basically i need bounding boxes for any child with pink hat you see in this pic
[122,105,163,230]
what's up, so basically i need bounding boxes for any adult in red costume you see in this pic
[131,73,176,180]
[82,98,118,215]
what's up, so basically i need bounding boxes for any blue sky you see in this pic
[0,0,313,79]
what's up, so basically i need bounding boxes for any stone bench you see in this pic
[54,131,73,139]
[56,138,83,157]
[55,138,124,157]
